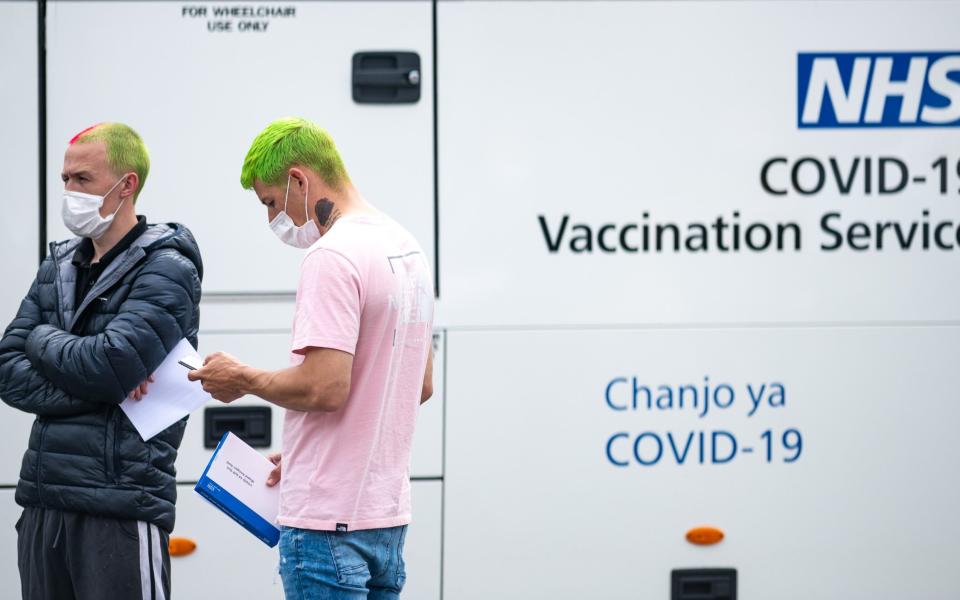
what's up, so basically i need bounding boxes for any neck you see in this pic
[92,210,138,262]
[315,184,374,236]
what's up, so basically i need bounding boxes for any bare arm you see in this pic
[189,346,354,413]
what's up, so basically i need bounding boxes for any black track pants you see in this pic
[16,506,171,600]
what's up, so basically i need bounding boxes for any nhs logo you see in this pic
[798,52,960,128]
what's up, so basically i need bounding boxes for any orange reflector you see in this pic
[686,526,724,546]
[169,537,197,557]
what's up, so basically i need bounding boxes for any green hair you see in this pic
[73,122,150,201]
[240,117,350,190]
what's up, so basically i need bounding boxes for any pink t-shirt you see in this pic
[278,213,434,531]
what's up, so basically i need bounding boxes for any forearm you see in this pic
[0,346,102,417]
[2,382,101,417]
[241,364,347,412]
[195,348,353,412]
[0,296,103,417]
[27,315,184,405]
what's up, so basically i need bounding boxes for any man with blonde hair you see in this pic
[0,122,203,600]
[191,117,433,599]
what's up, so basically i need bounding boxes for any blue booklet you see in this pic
[195,432,281,547]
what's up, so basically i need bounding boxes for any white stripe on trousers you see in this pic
[151,524,166,600]
[138,521,167,600]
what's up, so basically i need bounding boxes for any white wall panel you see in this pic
[444,327,960,599]
[0,0,43,487]
[411,332,445,478]
[403,480,443,600]
[46,0,434,294]
[438,1,960,327]
[199,295,296,333]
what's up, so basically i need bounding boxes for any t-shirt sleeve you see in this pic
[291,249,363,356]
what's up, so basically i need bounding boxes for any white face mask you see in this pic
[62,175,128,239]
[269,175,321,248]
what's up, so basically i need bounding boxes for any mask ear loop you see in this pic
[102,174,127,201]
[302,178,311,227]
[105,173,131,217]
[283,174,293,216]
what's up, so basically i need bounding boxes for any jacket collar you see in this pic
[50,224,177,332]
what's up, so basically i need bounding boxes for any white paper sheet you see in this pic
[120,338,211,441]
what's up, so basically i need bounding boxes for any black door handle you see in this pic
[354,68,420,88]
[352,51,421,104]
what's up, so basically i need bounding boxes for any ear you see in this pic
[119,172,139,201]
[287,167,307,190]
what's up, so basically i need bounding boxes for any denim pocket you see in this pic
[325,531,374,588]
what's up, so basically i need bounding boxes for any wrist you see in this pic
[25,325,53,364]
[242,366,271,398]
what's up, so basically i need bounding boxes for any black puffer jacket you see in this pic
[0,223,202,532]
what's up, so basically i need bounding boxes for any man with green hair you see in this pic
[190,117,434,599]
[0,122,203,599]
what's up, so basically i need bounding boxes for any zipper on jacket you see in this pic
[50,242,68,328]
[70,248,146,333]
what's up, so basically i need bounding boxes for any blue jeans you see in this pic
[279,525,407,600]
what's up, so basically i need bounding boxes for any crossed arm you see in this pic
[0,279,102,417]
[0,256,199,416]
